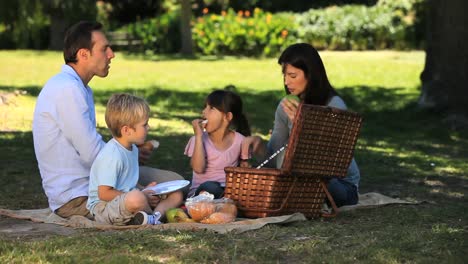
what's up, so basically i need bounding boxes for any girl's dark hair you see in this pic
[63,21,103,64]
[206,90,251,136]
[278,43,338,105]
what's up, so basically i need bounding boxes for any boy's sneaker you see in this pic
[128,211,162,225]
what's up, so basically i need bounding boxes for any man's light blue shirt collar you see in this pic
[61,64,88,89]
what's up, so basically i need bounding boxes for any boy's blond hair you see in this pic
[105,93,150,137]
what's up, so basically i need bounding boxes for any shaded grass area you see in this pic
[0,51,467,263]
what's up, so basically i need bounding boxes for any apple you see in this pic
[284,94,300,102]
[166,208,192,223]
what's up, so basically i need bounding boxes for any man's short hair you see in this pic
[63,21,103,64]
[105,93,150,137]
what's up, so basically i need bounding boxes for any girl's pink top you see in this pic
[184,131,247,193]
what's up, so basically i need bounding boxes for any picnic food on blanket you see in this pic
[166,208,195,223]
[187,201,216,221]
[215,200,237,216]
[200,212,236,224]
[185,193,238,224]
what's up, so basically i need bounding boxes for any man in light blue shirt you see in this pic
[33,21,183,218]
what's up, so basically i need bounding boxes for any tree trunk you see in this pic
[180,0,194,56]
[419,0,468,117]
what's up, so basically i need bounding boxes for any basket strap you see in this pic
[236,176,298,214]
[320,180,338,218]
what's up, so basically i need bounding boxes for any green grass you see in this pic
[0,50,467,263]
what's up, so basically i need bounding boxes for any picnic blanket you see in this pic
[0,192,419,234]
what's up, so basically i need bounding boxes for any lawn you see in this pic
[0,50,466,263]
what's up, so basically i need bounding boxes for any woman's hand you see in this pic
[281,98,300,122]
[142,182,161,208]
[191,118,205,136]
[241,136,264,158]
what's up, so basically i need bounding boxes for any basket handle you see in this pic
[320,180,339,218]
[236,176,298,214]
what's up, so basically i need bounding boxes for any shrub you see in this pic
[122,12,181,54]
[192,8,297,57]
[297,0,424,50]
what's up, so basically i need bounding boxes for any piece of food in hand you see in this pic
[200,119,208,132]
[187,201,216,221]
[200,212,236,224]
[140,140,159,151]
[166,208,192,223]
[284,94,300,102]
[149,140,159,149]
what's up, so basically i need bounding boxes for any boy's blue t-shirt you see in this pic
[87,138,139,212]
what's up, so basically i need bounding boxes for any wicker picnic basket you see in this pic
[224,103,363,219]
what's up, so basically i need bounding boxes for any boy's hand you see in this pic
[138,148,152,165]
[137,140,158,165]
[142,182,161,208]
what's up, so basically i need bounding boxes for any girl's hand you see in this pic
[281,98,299,122]
[191,118,205,136]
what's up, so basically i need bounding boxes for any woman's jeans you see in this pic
[195,181,225,199]
[327,178,358,207]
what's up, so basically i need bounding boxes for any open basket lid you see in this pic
[280,103,363,178]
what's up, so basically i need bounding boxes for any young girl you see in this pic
[184,90,251,198]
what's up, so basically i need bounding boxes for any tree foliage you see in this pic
[0,0,96,49]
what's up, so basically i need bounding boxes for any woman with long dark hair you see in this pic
[243,43,360,207]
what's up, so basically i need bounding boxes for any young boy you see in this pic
[87,93,182,225]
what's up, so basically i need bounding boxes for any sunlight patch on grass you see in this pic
[0,95,35,131]
[429,189,464,198]
[424,180,445,187]
[147,255,174,262]
[431,223,464,234]
[435,166,463,175]
[154,119,192,135]
[322,51,424,90]
[363,145,396,154]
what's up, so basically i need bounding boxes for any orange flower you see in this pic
[202,8,209,14]
[221,10,227,16]
[237,10,244,17]
[281,30,288,38]
[245,10,251,17]
[266,14,272,24]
